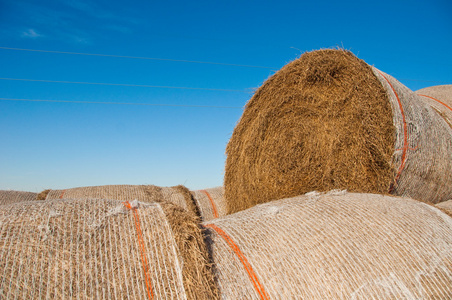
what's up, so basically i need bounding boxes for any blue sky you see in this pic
[1,0,451,192]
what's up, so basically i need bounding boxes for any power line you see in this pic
[0,97,243,109]
[0,46,274,69]
[0,77,250,93]
[399,78,451,85]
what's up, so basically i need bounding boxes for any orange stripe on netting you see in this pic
[418,94,452,113]
[59,190,66,199]
[377,70,409,193]
[201,190,219,218]
[204,223,270,300]
[122,201,154,300]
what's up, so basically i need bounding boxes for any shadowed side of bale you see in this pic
[0,199,219,299]
[0,190,37,205]
[225,49,395,213]
[203,191,452,299]
[160,202,219,299]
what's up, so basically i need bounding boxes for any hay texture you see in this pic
[225,49,452,213]
[191,187,227,221]
[203,191,452,299]
[0,190,37,205]
[416,85,452,129]
[45,184,197,214]
[0,198,218,299]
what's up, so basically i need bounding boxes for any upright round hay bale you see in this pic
[0,198,218,299]
[203,191,452,299]
[224,49,452,213]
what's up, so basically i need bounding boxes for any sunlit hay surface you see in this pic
[225,49,395,214]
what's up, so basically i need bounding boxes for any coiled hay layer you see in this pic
[0,190,37,205]
[203,191,452,299]
[225,49,452,213]
[0,199,218,299]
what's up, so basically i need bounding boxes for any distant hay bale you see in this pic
[225,49,452,213]
[0,199,218,299]
[436,200,452,217]
[191,187,227,221]
[0,190,37,205]
[203,191,452,299]
[44,184,197,215]
[416,85,452,129]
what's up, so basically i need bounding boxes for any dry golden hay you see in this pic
[36,189,50,200]
[0,198,218,299]
[203,191,452,299]
[0,190,37,205]
[224,49,452,213]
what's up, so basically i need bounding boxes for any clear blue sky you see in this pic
[1,0,451,192]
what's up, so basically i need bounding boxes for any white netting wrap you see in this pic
[0,199,187,299]
[0,190,37,205]
[45,185,192,212]
[204,192,452,299]
[373,69,452,203]
[191,187,227,221]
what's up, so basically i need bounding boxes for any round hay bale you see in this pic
[416,85,452,129]
[0,190,37,205]
[191,186,227,221]
[203,191,452,299]
[225,49,452,213]
[0,198,218,299]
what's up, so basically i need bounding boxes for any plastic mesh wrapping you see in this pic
[0,190,37,205]
[372,69,452,203]
[204,191,452,299]
[45,185,190,212]
[0,199,187,299]
[191,187,227,221]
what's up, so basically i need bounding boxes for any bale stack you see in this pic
[203,191,452,299]
[44,184,198,215]
[0,190,37,205]
[0,198,218,299]
[225,49,452,214]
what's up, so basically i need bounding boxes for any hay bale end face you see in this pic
[225,49,452,214]
[225,49,395,213]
